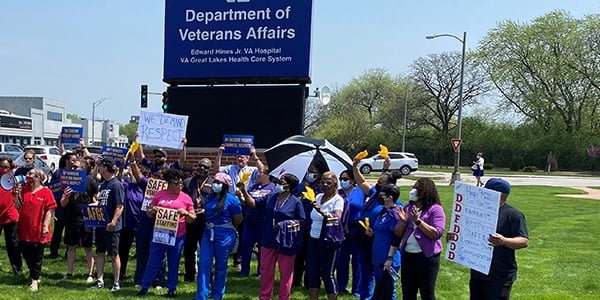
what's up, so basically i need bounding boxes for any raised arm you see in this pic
[79,138,91,158]
[250,147,264,172]
[177,137,187,166]
[214,144,225,173]
[352,159,371,195]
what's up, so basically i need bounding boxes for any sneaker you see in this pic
[110,283,121,292]
[134,284,141,288]
[90,280,104,289]
[86,275,95,283]
[155,285,163,290]
[29,280,39,292]
[62,273,73,280]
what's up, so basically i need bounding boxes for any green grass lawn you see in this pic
[0,185,599,299]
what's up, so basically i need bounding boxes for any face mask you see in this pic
[211,183,223,193]
[26,176,35,185]
[409,188,418,201]
[306,173,317,183]
[377,195,385,205]
[375,185,382,192]
[275,184,286,194]
[0,168,10,176]
[340,180,352,190]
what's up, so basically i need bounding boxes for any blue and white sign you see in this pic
[164,0,313,83]
[222,134,253,156]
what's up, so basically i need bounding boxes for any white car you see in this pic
[357,152,419,176]
[23,145,62,172]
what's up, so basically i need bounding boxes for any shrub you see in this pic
[523,166,538,172]
[509,156,523,171]
[484,163,494,170]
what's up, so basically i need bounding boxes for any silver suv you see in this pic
[357,152,419,176]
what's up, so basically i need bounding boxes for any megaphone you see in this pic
[1,174,26,191]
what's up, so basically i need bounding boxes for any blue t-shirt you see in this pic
[219,165,259,194]
[98,176,125,231]
[204,193,242,225]
[339,185,368,235]
[254,193,306,250]
[244,182,276,224]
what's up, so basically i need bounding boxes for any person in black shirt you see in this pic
[469,178,529,300]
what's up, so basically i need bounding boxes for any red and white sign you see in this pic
[451,139,462,152]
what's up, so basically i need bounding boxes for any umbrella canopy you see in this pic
[264,135,353,181]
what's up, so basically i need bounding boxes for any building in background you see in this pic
[0,96,128,147]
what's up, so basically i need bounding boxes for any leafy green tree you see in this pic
[66,113,80,121]
[119,122,138,145]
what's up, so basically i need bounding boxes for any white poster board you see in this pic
[137,111,188,149]
[445,182,500,275]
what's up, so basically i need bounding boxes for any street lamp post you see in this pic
[426,31,466,184]
[91,97,109,146]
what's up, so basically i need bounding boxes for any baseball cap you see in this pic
[100,157,116,169]
[484,178,511,195]
[153,148,168,157]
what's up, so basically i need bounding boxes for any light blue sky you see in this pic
[1,1,598,124]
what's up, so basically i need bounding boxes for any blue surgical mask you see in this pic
[340,179,352,190]
[409,188,418,201]
[211,183,223,193]
[306,173,318,183]
[275,184,286,194]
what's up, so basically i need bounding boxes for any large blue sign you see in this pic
[163,0,313,84]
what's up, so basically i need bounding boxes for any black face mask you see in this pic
[375,185,382,192]
[377,196,385,205]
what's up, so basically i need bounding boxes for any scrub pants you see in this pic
[140,234,185,294]
[336,232,363,294]
[240,220,263,276]
[195,228,236,300]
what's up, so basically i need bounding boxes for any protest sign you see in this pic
[141,178,168,211]
[152,207,179,246]
[446,182,500,275]
[137,111,188,149]
[101,146,128,167]
[222,134,254,156]
[83,204,109,227]
[60,127,83,144]
[59,169,87,193]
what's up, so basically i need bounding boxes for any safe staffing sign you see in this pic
[163,0,313,84]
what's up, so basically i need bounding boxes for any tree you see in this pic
[119,122,138,145]
[66,113,80,121]
[409,51,491,137]
[475,10,600,134]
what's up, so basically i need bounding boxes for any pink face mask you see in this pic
[0,168,10,176]
[26,176,35,185]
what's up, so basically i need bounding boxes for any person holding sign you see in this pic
[196,172,243,300]
[60,159,98,283]
[91,157,125,292]
[138,168,195,298]
[237,173,305,300]
[15,168,56,291]
[394,178,446,300]
[136,135,188,175]
[468,178,529,300]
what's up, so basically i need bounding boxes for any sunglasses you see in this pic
[24,157,34,160]
[155,155,165,159]
[198,165,210,170]
[0,165,10,169]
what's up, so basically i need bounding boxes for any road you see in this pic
[399,171,600,187]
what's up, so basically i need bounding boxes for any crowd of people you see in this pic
[0,139,529,299]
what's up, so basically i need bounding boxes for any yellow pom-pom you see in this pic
[240,171,251,185]
[302,186,316,202]
[354,150,369,160]
[378,144,389,159]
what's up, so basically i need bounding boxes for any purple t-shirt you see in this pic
[122,180,144,230]
[244,182,275,224]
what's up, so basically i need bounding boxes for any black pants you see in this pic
[231,220,243,266]
[183,220,204,281]
[119,226,137,280]
[20,241,45,280]
[400,252,440,300]
[470,276,514,300]
[49,213,65,256]
[0,222,22,274]
[293,230,310,288]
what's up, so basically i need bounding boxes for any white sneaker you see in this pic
[86,275,95,283]
[90,280,104,289]
[110,283,121,292]
[155,285,163,290]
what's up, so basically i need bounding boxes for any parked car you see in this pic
[0,143,24,153]
[23,145,62,172]
[0,152,53,179]
[357,152,419,176]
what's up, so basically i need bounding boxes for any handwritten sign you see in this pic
[101,146,128,167]
[152,207,179,246]
[137,111,188,149]
[142,178,168,211]
[222,134,254,156]
[60,169,87,193]
[83,204,109,227]
[446,182,500,275]
[60,127,83,144]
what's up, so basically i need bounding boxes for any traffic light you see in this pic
[161,91,168,113]
[140,84,148,108]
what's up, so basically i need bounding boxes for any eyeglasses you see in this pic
[339,177,350,181]
[27,172,39,178]
[170,180,183,185]
[0,165,10,169]
[198,165,210,170]
[155,155,165,159]
[24,157,34,160]
[321,180,335,186]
